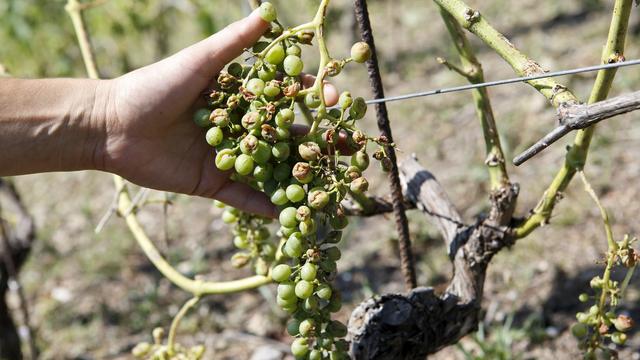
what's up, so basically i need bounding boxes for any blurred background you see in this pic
[1,0,640,359]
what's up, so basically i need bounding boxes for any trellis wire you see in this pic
[360,59,640,105]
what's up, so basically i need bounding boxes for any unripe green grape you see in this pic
[578,293,589,303]
[351,42,371,63]
[298,142,322,161]
[252,141,272,164]
[272,264,292,282]
[316,283,332,301]
[282,303,298,314]
[280,225,297,237]
[247,78,266,97]
[265,43,286,65]
[215,149,237,170]
[242,111,262,130]
[276,126,290,140]
[588,305,599,316]
[258,2,277,22]
[308,189,330,209]
[253,164,273,182]
[254,257,269,276]
[233,235,249,249]
[325,246,341,261]
[349,97,367,120]
[277,282,296,300]
[295,280,314,299]
[296,206,311,222]
[272,142,291,161]
[213,200,227,208]
[339,91,353,109]
[222,209,238,224]
[264,83,281,99]
[570,323,588,338]
[286,184,305,203]
[276,109,295,128]
[271,188,289,206]
[308,350,321,360]
[350,177,369,193]
[287,45,302,56]
[611,332,627,345]
[291,338,309,358]
[277,295,297,308]
[305,92,322,108]
[279,207,298,228]
[284,233,304,258]
[261,243,276,259]
[292,162,314,184]
[299,219,316,236]
[298,318,315,337]
[303,296,318,312]
[258,65,277,81]
[612,314,633,332]
[235,154,254,176]
[274,162,292,182]
[132,342,152,357]
[241,134,259,154]
[205,127,224,146]
[351,150,370,170]
[283,55,304,76]
[300,262,318,281]
[287,319,301,336]
[210,108,230,127]
[193,108,212,128]
[576,312,590,324]
[250,100,265,112]
[344,166,362,183]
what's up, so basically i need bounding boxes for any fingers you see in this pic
[301,74,339,106]
[181,9,270,80]
[213,180,278,218]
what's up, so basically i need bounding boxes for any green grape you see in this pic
[210,108,230,127]
[242,111,262,130]
[233,235,249,249]
[258,2,277,22]
[213,200,226,208]
[253,164,273,182]
[263,82,280,98]
[277,282,296,300]
[286,184,305,203]
[286,45,301,56]
[351,42,371,63]
[193,108,212,127]
[270,188,289,206]
[275,109,295,128]
[296,206,311,222]
[300,262,318,281]
[298,141,321,161]
[272,264,292,282]
[272,142,291,161]
[339,91,353,109]
[303,296,318,311]
[279,207,298,228]
[309,350,322,360]
[222,209,238,223]
[215,149,237,170]
[350,177,369,193]
[299,318,315,337]
[305,92,321,108]
[280,225,297,237]
[291,338,309,358]
[252,141,273,164]
[295,280,314,299]
[308,189,329,209]
[265,43,286,65]
[299,219,316,236]
[292,162,314,184]
[234,154,254,175]
[351,150,370,170]
[277,295,297,308]
[284,233,304,258]
[283,55,304,76]
[258,65,276,81]
[205,127,223,146]
[247,78,266,96]
[316,283,332,300]
[276,126,290,140]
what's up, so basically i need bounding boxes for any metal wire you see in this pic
[361,59,640,105]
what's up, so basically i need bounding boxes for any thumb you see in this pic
[181,9,269,79]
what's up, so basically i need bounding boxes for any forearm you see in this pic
[0,78,109,175]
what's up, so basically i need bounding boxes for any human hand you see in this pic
[96,10,338,217]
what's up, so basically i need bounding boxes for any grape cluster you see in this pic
[192,2,380,359]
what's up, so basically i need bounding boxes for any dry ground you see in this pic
[3,0,640,359]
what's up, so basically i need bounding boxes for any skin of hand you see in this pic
[0,9,339,218]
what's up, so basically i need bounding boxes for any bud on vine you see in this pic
[326,59,343,77]
[210,108,229,127]
[298,30,314,44]
[292,162,314,183]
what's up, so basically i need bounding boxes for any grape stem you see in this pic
[167,296,201,355]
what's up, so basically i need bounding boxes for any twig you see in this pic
[514,90,640,165]
[0,180,38,359]
[167,296,200,354]
[354,0,417,290]
[515,0,634,238]
[94,180,126,233]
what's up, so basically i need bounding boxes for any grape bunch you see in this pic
[191,2,382,358]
